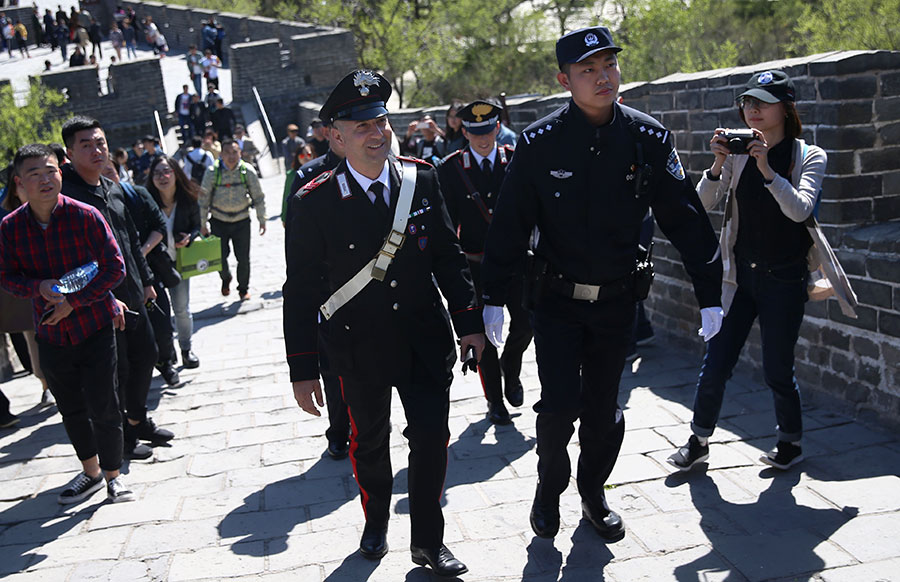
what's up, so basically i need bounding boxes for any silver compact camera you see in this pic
[721,129,756,155]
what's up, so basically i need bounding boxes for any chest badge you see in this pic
[550,169,573,179]
[418,236,428,251]
[408,223,417,235]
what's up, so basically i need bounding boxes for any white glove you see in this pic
[483,305,505,348]
[699,307,724,342]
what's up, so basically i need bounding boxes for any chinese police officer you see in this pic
[481,27,724,542]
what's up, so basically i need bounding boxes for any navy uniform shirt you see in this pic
[482,100,722,309]
[437,144,514,256]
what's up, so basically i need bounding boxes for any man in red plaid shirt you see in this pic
[0,144,136,504]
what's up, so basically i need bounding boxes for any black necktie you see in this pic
[481,158,492,179]
[370,182,390,225]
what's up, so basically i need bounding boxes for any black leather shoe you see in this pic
[181,350,200,369]
[359,522,388,560]
[124,440,153,460]
[582,500,625,542]
[326,441,349,460]
[488,400,512,425]
[530,498,560,538]
[157,362,180,386]
[504,378,524,407]
[410,544,468,577]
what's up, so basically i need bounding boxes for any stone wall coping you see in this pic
[231,38,281,50]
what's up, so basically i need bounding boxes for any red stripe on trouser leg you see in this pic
[340,376,369,520]
[477,365,488,399]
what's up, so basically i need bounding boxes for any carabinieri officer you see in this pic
[283,70,484,577]
[437,99,532,425]
[481,27,724,542]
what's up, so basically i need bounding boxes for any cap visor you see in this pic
[573,46,622,64]
[335,104,389,122]
[738,88,781,103]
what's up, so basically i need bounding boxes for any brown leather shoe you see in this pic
[221,281,231,296]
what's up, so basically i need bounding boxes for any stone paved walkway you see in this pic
[1,174,899,581]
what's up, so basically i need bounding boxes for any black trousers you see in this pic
[148,281,177,365]
[0,388,10,416]
[116,305,158,422]
[210,217,251,295]
[318,336,350,446]
[468,259,533,403]
[530,291,633,506]
[340,359,451,548]
[38,325,124,471]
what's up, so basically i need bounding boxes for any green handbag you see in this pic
[176,236,223,279]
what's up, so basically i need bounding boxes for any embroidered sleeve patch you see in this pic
[666,149,685,181]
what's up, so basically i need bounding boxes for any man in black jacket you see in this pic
[210,98,236,141]
[61,116,175,460]
[283,71,484,577]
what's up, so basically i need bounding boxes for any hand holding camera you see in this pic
[708,128,770,179]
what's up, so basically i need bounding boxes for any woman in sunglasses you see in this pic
[668,70,833,472]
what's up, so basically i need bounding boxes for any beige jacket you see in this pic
[696,139,858,318]
[199,160,267,224]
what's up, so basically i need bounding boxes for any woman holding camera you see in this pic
[146,156,202,371]
[668,70,830,472]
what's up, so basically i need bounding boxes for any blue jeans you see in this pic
[170,278,193,351]
[691,258,808,443]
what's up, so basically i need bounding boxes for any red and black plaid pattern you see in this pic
[0,195,126,346]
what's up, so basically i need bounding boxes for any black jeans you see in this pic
[339,361,451,548]
[210,217,251,294]
[530,291,633,506]
[116,305,159,423]
[692,258,808,442]
[38,325,123,471]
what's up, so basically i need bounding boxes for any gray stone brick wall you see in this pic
[33,57,168,147]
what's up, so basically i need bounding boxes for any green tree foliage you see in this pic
[793,0,900,52]
[162,0,898,105]
[0,83,67,166]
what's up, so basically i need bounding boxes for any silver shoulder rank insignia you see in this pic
[550,169,573,179]
[353,71,379,96]
[666,149,685,181]
[337,172,353,198]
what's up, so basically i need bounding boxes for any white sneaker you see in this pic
[106,476,136,503]
[57,472,104,504]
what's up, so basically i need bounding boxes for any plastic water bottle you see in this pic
[52,261,99,294]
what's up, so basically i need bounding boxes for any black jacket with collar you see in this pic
[283,155,483,386]
[482,100,722,309]
[437,144,515,255]
[61,164,154,310]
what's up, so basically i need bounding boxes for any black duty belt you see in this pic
[547,272,634,302]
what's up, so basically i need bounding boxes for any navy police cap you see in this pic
[556,27,621,69]
[320,70,392,124]
[458,100,503,135]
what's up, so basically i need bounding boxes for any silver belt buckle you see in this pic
[572,283,600,301]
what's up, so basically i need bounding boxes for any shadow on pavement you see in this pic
[670,469,858,580]
[0,407,64,465]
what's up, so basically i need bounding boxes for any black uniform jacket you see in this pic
[437,144,514,255]
[61,164,154,310]
[283,155,484,386]
[482,100,722,309]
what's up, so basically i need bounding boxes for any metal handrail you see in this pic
[153,110,168,155]
[252,86,277,150]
